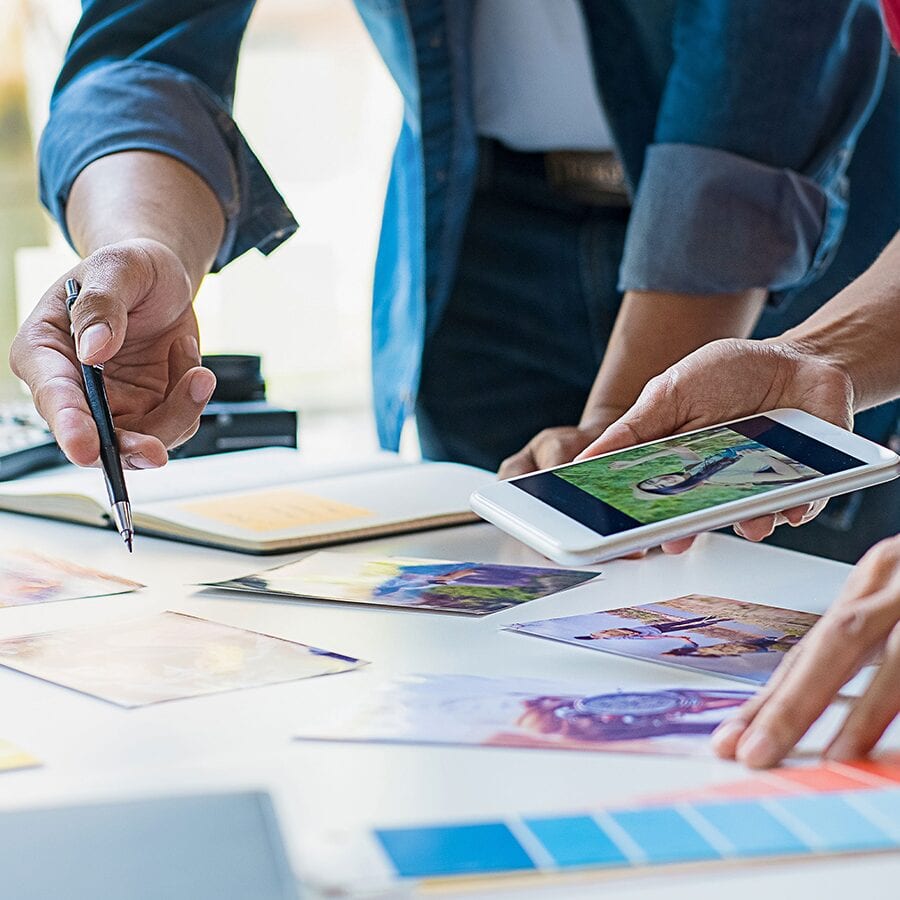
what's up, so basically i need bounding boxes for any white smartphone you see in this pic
[471,410,900,566]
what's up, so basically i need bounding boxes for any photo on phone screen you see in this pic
[512,417,866,536]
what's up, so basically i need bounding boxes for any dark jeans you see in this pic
[416,141,899,562]
[417,142,628,471]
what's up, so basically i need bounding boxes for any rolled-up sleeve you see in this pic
[39,1,297,270]
[619,0,888,297]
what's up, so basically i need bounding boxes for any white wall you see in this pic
[17,1,403,450]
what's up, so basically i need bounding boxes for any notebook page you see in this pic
[0,448,405,508]
[139,462,492,543]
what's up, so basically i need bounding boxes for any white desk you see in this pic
[0,510,897,898]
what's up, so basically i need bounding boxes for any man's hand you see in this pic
[9,238,216,469]
[498,405,628,479]
[712,534,900,767]
[498,288,768,480]
[575,337,854,548]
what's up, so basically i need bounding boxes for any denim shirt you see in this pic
[40,1,895,450]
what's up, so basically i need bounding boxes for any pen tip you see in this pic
[123,532,133,553]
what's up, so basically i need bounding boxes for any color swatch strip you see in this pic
[635,756,900,807]
[374,786,900,880]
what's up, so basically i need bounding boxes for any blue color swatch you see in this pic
[694,800,808,857]
[775,793,894,852]
[856,788,900,838]
[375,822,535,878]
[610,807,720,864]
[524,816,629,868]
[374,787,900,881]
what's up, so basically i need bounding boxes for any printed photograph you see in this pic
[295,674,752,756]
[555,426,823,525]
[0,550,142,607]
[508,594,820,685]
[0,612,365,707]
[0,738,39,773]
[207,551,599,616]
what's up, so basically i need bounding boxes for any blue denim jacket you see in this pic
[40,1,895,449]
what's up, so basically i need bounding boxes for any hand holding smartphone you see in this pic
[471,410,900,565]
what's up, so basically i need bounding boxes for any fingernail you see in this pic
[736,730,778,768]
[189,371,216,404]
[126,454,155,470]
[711,718,747,754]
[180,335,201,362]
[77,322,112,360]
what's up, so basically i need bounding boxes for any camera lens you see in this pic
[201,355,266,403]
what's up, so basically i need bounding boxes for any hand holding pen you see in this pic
[65,278,134,551]
[10,239,217,472]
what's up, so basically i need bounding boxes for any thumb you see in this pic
[575,375,678,460]
[71,246,154,364]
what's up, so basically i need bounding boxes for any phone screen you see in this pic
[511,416,866,536]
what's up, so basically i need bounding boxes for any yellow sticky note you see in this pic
[0,739,39,772]
[179,489,373,533]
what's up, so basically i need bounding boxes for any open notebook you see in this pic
[0,448,493,553]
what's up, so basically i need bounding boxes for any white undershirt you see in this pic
[472,0,614,152]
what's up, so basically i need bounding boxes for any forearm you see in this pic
[778,232,900,413]
[579,288,768,425]
[67,151,225,292]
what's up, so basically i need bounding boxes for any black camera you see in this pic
[170,355,298,459]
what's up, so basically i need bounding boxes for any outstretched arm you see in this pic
[576,230,900,547]
[11,1,296,468]
[11,153,222,468]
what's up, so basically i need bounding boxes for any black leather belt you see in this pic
[479,139,631,208]
[545,150,630,207]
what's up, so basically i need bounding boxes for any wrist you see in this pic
[67,151,223,294]
[764,333,857,417]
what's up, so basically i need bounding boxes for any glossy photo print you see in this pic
[0,612,365,707]
[508,594,820,685]
[206,551,600,616]
[554,426,823,525]
[0,738,39,773]
[295,674,752,756]
[0,550,142,607]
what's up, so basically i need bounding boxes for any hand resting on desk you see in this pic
[712,534,900,767]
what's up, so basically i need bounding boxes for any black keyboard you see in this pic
[0,403,67,480]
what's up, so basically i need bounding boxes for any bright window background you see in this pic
[2,0,406,459]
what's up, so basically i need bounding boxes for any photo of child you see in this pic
[555,426,823,525]
[508,594,820,685]
[294,674,752,757]
[207,551,600,616]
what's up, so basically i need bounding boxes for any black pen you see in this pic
[65,278,134,551]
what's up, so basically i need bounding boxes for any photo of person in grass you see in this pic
[508,594,819,685]
[554,426,823,525]
[209,551,599,616]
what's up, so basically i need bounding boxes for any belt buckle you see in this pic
[545,150,630,207]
